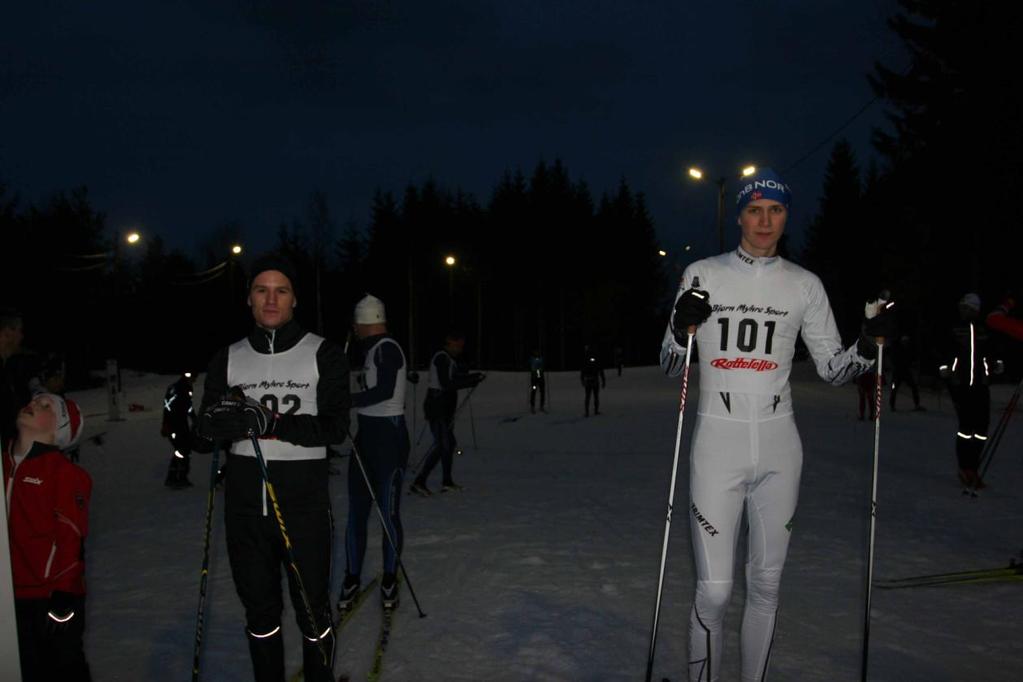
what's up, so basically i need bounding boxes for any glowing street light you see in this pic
[445,255,456,267]
[658,249,668,257]
[125,231,141,245]
[742,165,757,177]
[231,244,243,255]
[687,167,703,180]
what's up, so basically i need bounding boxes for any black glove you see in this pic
[46,591,78,633]
[671,288,712,343]
[857,299,897,359]
[199,392,276,441]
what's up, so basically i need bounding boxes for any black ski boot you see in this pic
[337,573,361,612]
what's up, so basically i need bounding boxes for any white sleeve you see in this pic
[800,273,873,385]
[660,265,695,377]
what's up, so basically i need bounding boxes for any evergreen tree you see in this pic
[803,140,864,339]
[870,1,1023,312]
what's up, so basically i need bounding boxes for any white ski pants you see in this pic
[687,391,802,682]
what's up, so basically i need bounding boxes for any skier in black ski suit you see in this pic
[409,331,483,495]
[580,346,605,417]
[195,254,350,682]
[939,293,1001,490]
[889,335,923,411]
[162,372,195,489]
[529,349,546,413]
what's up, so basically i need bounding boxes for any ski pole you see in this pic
[346,429,428,618]
[248,433,333,668]
[978,377,1022,480]
[410,375,418,455]
[191,443,221,682]
[468,392,478,449]
[862,340,885,682]
[645,327,695,682]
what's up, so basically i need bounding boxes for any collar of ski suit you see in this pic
[731,245,781,273]
[248,319,306,355]
[4,440,58,464]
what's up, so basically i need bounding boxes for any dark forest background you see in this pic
[3,1,1022,382]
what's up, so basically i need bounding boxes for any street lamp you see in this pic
[125,231,141,246]
[687,164,756,254]
[444,255,457,324]
[228,244,243,304]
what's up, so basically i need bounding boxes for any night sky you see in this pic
[2,1,904,260]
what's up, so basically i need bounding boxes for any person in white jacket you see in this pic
[660,168,895,681]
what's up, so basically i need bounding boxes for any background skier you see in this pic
[340,295,409,611]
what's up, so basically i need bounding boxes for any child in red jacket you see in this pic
[3,392,91,681]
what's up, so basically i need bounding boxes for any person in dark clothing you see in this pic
[529,349,546,414]
[856,370,879,421]
[1,308,42,446]
[4,393,91,682]
[195,253,351,682]
[939,293,1001,491]
[614,345,624,377]
[580,345,606,417]
[409,331,483,496]
[162,372,196,489]
[339,295,409,611]
[889,334,924,411]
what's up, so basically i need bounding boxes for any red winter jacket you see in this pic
[3,441,92,599]
[987,300,1023,341]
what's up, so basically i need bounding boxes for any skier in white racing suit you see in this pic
[659,168,895,681]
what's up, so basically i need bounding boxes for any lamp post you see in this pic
[444,255,457,325]
[228,244,243,306]
[108,228,143,422]
[687,165,756,254]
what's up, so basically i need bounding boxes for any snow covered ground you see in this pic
[66,362,1022,681]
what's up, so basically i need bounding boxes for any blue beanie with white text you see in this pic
[735,168,792,214]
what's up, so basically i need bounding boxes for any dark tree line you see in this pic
[334,159,666,371]
[2,160,666,382]
[802,0,1023,376]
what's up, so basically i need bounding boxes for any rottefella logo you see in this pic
[710,357,779,371]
